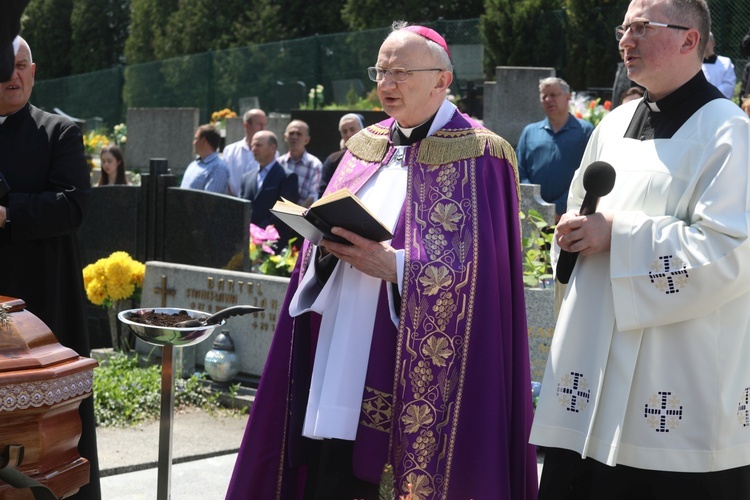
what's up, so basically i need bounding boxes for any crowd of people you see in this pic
[2,0,750,498]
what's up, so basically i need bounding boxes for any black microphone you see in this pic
[555,161,616,284]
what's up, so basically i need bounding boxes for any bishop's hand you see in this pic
[320,226,398,283]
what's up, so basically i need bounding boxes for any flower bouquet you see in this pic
[569,93,612,127]
[82,251,145,351]
[249,224,298,277]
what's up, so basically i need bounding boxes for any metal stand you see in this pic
[157,344,175,500]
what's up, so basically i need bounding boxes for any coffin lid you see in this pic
[0,295,83,373]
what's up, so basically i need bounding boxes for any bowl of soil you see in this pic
[118,308,223,347]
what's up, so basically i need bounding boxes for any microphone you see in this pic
[555,161,616,284]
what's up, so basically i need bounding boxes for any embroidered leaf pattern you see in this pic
[403,472,433,500]
[422,335,453,367]
[418,265,452,296]
[402,403,434,433]
[430,202,461,231]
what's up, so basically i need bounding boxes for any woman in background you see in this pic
[97,144,129,185]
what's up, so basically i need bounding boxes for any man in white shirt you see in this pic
[701,31,736,99]
[222,108,267,196]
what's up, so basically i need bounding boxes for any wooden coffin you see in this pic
[0,296,98,499]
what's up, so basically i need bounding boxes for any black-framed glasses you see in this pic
[614,21,690,41]
[367,66,443,83]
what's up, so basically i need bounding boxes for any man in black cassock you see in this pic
[0,36,100,499]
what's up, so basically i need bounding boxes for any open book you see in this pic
[270,188,394,245]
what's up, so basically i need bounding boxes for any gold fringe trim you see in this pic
[346,123,391,163]
[417,128,515,166]
[346,123,521,207]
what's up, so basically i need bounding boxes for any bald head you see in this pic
[0,36,35,116]
[251,130,278,167]
[243,108,267,142]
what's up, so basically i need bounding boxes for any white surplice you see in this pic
[530,97,750,472]
[288,100,458,440]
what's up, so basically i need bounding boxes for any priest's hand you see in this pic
[555,211,613,256]
[0,206,6,228]
[320,227,398,283]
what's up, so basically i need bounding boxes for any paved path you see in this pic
[98,409,544,498]
[98,409,248,499]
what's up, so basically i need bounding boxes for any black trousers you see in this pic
[302,439,380,500]
[539,447,750,500]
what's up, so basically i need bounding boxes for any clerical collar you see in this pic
[624,70,724,140]
[391,114,437,146]
[0,103,28,125]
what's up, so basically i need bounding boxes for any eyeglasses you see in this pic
[367,66,443,83]
[614,21,690,41]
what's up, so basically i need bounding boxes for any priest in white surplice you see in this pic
[531,0,750,498]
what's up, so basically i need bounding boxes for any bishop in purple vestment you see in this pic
[226,22,537,500]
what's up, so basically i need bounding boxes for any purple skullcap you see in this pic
[403,26,451,60]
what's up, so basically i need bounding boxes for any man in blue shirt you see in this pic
[180,124,230,193]
[517,77,594,221]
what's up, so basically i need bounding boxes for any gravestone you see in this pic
[450,45,484,82]
[162,187,252,272]
[525,287,555,383]
[81,185,144,348]
[238,97,261,116]
[483,66,555,147]
[331,79,365,105]
[136,261,289,379]
[268,113,291,155]
[519,183,555,242]
[290,110,389,162]
[518,183,556,384]
[225,116,244,145]
[80,185,143,267]
[126,108,200,175]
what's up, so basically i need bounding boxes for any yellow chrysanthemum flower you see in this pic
[81,251,145,307]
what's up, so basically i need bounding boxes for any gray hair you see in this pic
[339,113,364,130]
[539,77,570,94]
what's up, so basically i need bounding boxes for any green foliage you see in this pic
[22,0,74,78]
[520,209,554,288]
[93,352,224,427]
[341,0,483,31]
[563,0,630,90]
[124,0,178,64]
[481,0,566,79]
[70,0,130,74]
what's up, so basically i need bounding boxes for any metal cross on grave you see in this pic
[649,255,689,294]
[153,274,176,307]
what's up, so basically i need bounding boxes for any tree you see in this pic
[563,0,630,90]
[273,0,345,38]
[123,0,178,64]
[22,0,74,78]
[230,0,284,48]
[70,0,130,74]
[481,0,566,80]
[341,0,483,31]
